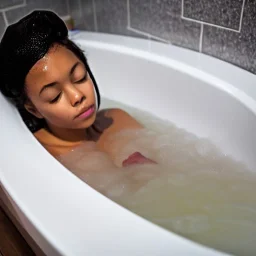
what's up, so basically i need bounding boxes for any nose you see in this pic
[73,94,85,107]
[67,86,85,107]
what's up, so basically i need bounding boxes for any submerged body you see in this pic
[74,98,256,256]
[2,10,256,256]
[34,107,156,169]
[0,10,157,190]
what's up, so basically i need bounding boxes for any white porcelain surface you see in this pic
[1,31,256,256]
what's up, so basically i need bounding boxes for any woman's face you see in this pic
[25,44,97,130]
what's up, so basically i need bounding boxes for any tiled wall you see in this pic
[0,0,255,74]
[0,0,69,37]
[68,0,255,75]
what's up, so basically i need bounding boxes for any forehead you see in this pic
[25,44,82,95]
[29,44,77,73]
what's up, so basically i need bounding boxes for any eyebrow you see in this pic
[39,61,81,95]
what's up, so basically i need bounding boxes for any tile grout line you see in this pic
[0,2,26,12]
[238,0,246,32]
[181,0,241,33]
[92,0,98,32]
[199,23,204,53]
[127,1,152,52]
[127,0,130,27]
[127,0,170,45]
[127,26,170,44]
[181,16,240,33]
[181,0,184,17]
[2,11,8,26]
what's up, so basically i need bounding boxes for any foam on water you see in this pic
[60,97,256,256]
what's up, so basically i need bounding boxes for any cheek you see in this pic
[38,104,73,124]
[82,80,96,100]
[30,80,96,124]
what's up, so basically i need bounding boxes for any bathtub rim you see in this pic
[72,31,256,116]
[1,31,255,256]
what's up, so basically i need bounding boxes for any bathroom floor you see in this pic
[0,205,35,256]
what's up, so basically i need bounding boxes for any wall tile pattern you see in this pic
[0,0,23,9]
[183,0,244,31]
[0,0,68,37]
[130,0,201,50]
[0,0,255,74]
[202,0,256,74]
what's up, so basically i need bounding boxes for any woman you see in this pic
[0,10,156,177]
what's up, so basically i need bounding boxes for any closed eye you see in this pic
[50,92,62,104]
[75,72,88,84]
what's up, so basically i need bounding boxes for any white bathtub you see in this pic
[1,31,256,256]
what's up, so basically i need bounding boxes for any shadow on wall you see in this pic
[0,0,255,74]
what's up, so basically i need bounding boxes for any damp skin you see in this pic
[24,44,97,139]
[0,10,103,135]
[42,56,48,72]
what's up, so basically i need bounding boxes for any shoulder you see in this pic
[34,128,81,157]
[101,108,142,128]
[95,107,143,145]
[103,108,131,117]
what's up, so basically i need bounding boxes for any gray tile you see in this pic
[94,0,132,36]
[68,0,83,29]
[202,0,256,74]
[67,0,147,38]
[69,0,95,31]
[5,5,31,24]
[0,13,6,39]
[0,0,23,10]
[130,0,201,51]
[183,0,243,30]
[50,0,68,17]
[77,0,95,31]
[6,0,68,25]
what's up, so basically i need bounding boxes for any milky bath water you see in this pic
[60,98,256,256]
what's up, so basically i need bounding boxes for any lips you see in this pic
[75,104,95,119]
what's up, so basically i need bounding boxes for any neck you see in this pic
[46,123,87,142]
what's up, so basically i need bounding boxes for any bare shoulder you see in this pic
[34,128,81,157]
[98,107,129,117]
[95,108,143,150]
[101,107,143,131]
[95,108,144,163]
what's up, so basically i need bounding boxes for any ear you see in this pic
[24,100,44,119]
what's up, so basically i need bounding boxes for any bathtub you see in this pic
[1,31,256,256]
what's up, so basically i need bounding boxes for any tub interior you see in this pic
[80,40,256,171]
[1,32,256,256]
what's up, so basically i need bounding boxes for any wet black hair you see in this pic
[0,10,100,133]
